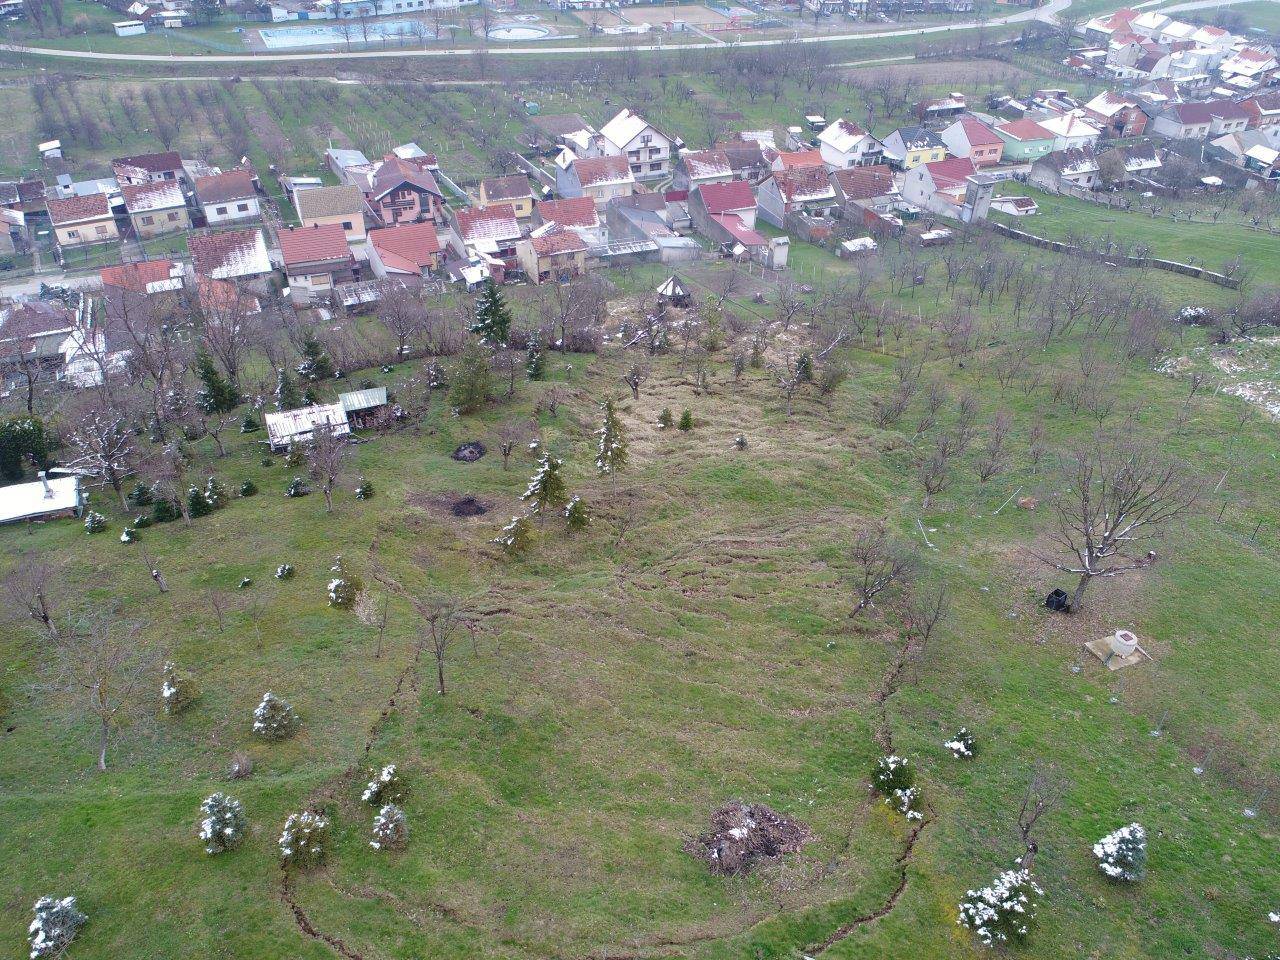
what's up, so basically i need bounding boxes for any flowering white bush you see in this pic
[958,868,1043,947]
[872,754,923,821]
[1093,823,1147,882]
[160,661,198,716]
[28,895,86,959]
[279,810,329,868]
[362,763,407,806]
[370,804,408,851]
[252,691,300,741]
[198,793,247,855]
[944,727,977,759]
[83,511,106,534]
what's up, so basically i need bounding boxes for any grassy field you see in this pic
[1224,0,1280,33]
[1,237,1280,959]
[992,182,1280,278]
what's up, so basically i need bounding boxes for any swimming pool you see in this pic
[258,20,427,49]
[485,24,550,40]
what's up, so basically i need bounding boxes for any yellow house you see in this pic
[295,184,367,243]
[885,126,949,170]
[516,226,588,284]
[122,180,191,239]
[46,194,119,249]
[478,174,535,219]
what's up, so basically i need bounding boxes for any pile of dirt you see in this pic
[686,801,813,876]
[452,441,486,463]
[450,496,488,517]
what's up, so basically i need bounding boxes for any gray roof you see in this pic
[339,386,388,412]
[296,184,364,221]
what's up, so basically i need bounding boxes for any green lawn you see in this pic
[1223,0,1280,33]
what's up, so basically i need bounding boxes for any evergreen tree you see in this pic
[370,804,409,851]
[204,476,229,509]
[521,455,568,519]
[448,343,495,414]
[278,810,329,868]
[187,485,213,518]
[678,409,694,431]
[275,368,303,411]
[525,333,546,380]
[252,691,300,741]
[194,350,239,414]
[657,407,674,430]
[161,661,199,716]
[152,497,181,523]
[362,763,408,805]
[0,415,49,481]
[564,495,590,533]
[594,399,628,477]
[198,793,247,854]
[795,352,814,383]
[327,555,362,608]
[239,479,258,497]
[296,333,334,381]
[492,515,534,556]
[127,481,154,507]
[240,413,261,434]
[470,279,513,348]
[83,511,107,534]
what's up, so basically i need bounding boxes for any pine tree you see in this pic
[521,454,568,520]
[525,333,546,380]
[448,343,495,414]
[678,409,694,432]
[362,763,408,805]
[594,399,628,477]
[239,479,258,497]
[127,481,154,507]
[240,413,260,433]
[187,485,213,518]
[657,407,674,430]
[328,555,362,608]
[370,804,409,851]
[296,333,334,381]
[493,515,534,556]
[275,368,303,411]
[203,476,229,509]
[278,810,329,868]
[252,691,300,741]
[470,279,513,348]
[795,352,814,383]
[198,793,247,854]
[194,350,239,414]
[83,510,107,534]
[564,495,590,532]
[161,661,199,716]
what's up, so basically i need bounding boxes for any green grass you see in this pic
[2,243,1280,958]
[1221,0,1280,33]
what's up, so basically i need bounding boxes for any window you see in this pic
[67,229,80,239]
[168,212,179,221]
[650,162,662,171]
[141,215,154,225]
[95,225,108,236]
[236,203,249,212]
[216,206,228,215]
[342,220,352,230]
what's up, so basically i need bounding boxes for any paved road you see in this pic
[0,0,1070,63]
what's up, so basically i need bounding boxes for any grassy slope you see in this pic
[1227,0,1280,33]
[1,247,1279,958]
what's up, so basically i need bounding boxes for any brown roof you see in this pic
[680,149,732,180]
[278,223,352,267]
[535,196,598,229]
[188,228,270,278]
[112,151,183,175]
[369,156,441,202]
[830,164,896,201]
[121,180,185,213]
[295,184,364,221]
[957,116,1002,147]
[573,155,633,187]
[995,119,1055,142]
[481,174,533,202]
[46,193,111,225]
[100,259,176,292]
[455,203,521,243]
[530,226,587,256]
[775,149,824,169]
[195,169,257,206]
[368,221,441,272]
[695,180,755,214]
[771,167,835,203]
[0,300,76,342]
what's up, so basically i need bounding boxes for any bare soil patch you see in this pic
[686,801,813,877]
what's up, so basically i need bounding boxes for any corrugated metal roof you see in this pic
[264,403,350,447]
[339,387,389,413]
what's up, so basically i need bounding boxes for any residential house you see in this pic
[1035,112,1102,152]
[992,119,1056,161]
[529,113,598,154]
[1029,147,1101,190]
[1208,128,1280,171]
[1081,7,1138,43]
[121,180,189,239]
[367,221,443,281]
[532,196,606,248]
[515,224,589,283]
[1128,10,1172,37]
[1097,142,1163,182]
[816,119,885,170]
[295,184,367,242]
[939,115,1004,167]
[364,156,446,227]
[278,223,357,301]
[325,148,372,182]
[989,195,1039,216]
[916,93,967,123]
[828,164,899,216]
[688,180,758,234]
[46,194,119,249]
[1190,24,1233,51]
[901,157,979,217]
[1219,47,1278,86]
[478,175,535,219]
[1081,91,1149,137]
[1241,93,1280,136]
[881,126,948,170]
[770,149,825,172]
[672,150,734,192]
[195,276,261,320]
[451,203,522,271]
[0,179,47,217]
[99,259,184,297]
[188,229,274,283]
[598,108,675,180]
[557,155,635,208]
[0,295,122,388]
[605,194,702,263]
[757,167,838,228]
[194,169,261,225]
[111,151,185,186]
[1242,143,1280,179]
[1147,99,1252,139]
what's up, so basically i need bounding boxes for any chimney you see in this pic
[39,471,53,498]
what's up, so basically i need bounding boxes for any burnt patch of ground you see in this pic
[685,801,813,877]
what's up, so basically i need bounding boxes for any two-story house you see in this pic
[111,151,185,187]
[1081,91,1149,138]
[672,150,734,192]
[598,108,675,181]
[478,175,536,219]
[816,119,885,169]
[881,126,948,170]
[1035,112,1101,152]
[46,194,119,249]
[451,203,522,271]
[532,196,607,249]
[367,221,443,281]
[557,155,636,208]
[516,224,589,284]
[121,180,190,239]
[364,156,446,228]
[296,184,368,242]
[194,169,261,225]
[757,167,838,228]
[992,119,1056,161]
[278,223,358,302]
[939,116,1004,168]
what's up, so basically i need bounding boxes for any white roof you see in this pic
[264,403,350,447]
[1038,113,1100,138]
[1132,11,1171,31]
[326,148,370,169]
[339,386,388,412]
[817,118,871,153]
[1159,21,1196,40]
[1245,144,1280,166]
[599,108,655,150]
[0,475,80,524]
[841,237,877,252]
[392,142,427,159]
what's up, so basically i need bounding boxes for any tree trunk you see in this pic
[97,718,109,771]
[435,652,445,695]
[1071,572,1091,613]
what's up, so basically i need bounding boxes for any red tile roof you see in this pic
[995,119,1055,142]
[455,203,521,243]
[680,149,732,180]
[530,226,587,256]
[695,180,756,215]
[958,116,1002,146]
[46,193,111,225]
[829,164,896,201]
[278,223,352,267]
[923,156,978,189]
[121,180,185,213]
[709,213,766,247]
[368,221,441,273]
[573,155,633,187]
[194,169,257,206]
[775,149,824,169]
[370,156,442,201]
[535,196,599,229]
[188,228,269,278]
[480,174,533,202]
[771,167,835,203]
[99,259,176,292]
[112,151,183,175]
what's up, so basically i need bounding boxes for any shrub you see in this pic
[204,477,230,510]
[127,481,154,507]
[327,556,361,608]
[492,515,533,556]
[239,479,258,497]
[795,352,814,382]
[238,577,253,589]
[872,754,923,821]
[198,793,247,854]
[152,498,181,523]
[657,408,674,429]
[240,414,261,434]
[133,514,153,529]
[83,511,107,534]
[278,810,329,868]
[161,661,198,716]
[944,728,976,759]
[354,478,374,501]
[275,563,295,581]
[732,434,748,450]
[28,896,86,959]
[362,763,408,805]
[252,691,300,741]
[677,409,694,432]
[120,527,137,543]
[370,804,408,851]
[187,485,213,518]
[958,868,1043,947]
[1093,823,1147,882]
[285,476,309,498]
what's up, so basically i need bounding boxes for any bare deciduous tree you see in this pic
[848,524,916,617]
[377,283,427,361]
[495,418,532,471]
[306,424,350,513]
[3,556,60,637]
[1016,766,1065,870]
[622,361,650,400]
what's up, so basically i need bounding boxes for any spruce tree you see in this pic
[252,691,300,741]
[198,793,247,854]
[275,368,303,411]
[370,804,409,851]
[470,279,513,348]
[161,661,199,716]
[296,334,334,381]
[564,495,590,532]
[493,515,534,556]
[521,454,568,520]
[595,399,628,477]
[525,333,546,380]
[278,811,329,868]
[194,351,239,414]
[448,343,495,414]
